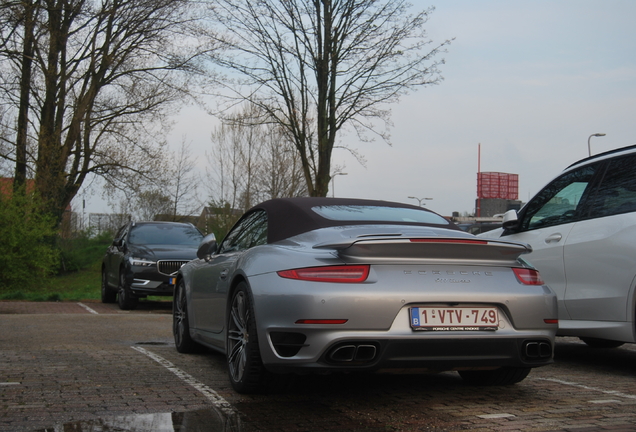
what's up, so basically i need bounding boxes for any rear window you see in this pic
[312,205,450,225]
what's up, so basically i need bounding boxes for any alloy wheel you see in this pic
[174,286,187,348]
[227,290,249,383]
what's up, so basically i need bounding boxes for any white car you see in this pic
[480,145,636,348]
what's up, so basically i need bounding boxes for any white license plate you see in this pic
[410,307,499,331]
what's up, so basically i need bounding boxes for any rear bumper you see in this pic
[264,336,554,374]
[248,264,557,374]
[376,337,553,369]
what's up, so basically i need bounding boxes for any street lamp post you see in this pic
[331,173,348,197]
[408,196,433,207]
[588,133,606,157]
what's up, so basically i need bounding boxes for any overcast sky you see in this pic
[82,0,636,218]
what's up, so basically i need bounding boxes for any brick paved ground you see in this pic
[2,302,636,431]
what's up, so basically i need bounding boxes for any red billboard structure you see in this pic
[475,144,520,217]
[476,172,519,217]
[477,172,519,200]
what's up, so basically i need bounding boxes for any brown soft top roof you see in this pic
[243,197,458,244]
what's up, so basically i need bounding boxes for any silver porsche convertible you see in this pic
[173,198,557,393]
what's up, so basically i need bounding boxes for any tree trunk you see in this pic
[14,0,38,193]
[313,0,333,197]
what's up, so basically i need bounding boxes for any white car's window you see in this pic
[528,182,587,229]
[521,165,598,231]
[587,154,636,218]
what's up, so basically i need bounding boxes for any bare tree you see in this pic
[9,0,39,192]
[206,103,307,212]
[0,0,211,223]
[207,120,250,214]
[207,0,451,197]
[256,121,307,200]
[135,190,172,222]
[106,139,201,222]
[205,120,248,239]
[204,103,306,238]
[166,139,201,220]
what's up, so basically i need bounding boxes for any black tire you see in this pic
[101,270,117,303]
[226,282,269,394]
[580,337,625,348]
[173,280,202,353]
[117,269,138,310]
[459,367,531,386]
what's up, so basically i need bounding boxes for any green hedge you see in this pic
[0,190,59,292]
[57,230,113,273]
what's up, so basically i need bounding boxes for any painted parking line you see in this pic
[536,377,636,400]
[131,346,237,417]
[77,303,99,314]
[478,413,515,419]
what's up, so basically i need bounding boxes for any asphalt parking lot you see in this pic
[2,301,636,432]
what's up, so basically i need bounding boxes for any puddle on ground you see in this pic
[33,408,240,432]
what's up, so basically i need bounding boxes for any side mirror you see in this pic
[113,238,124,248]
[502,209,519,231]
[197,233,218,260]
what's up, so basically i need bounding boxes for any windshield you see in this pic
[128,224,203,246]
[312,205,450,226]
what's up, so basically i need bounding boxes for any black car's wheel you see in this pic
[173,280,201,353]
[459,367,531,386]
[117,269,138,310]
[226,282,269,393]
[101,270,117,303]
[580,337,625,348]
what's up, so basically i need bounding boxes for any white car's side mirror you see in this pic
[502,209,519,230]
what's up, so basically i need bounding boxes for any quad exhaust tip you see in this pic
[524,341,552,359]
[329,344,377,363]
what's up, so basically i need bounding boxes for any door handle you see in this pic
[220,269,229,280]
[544,233,563,244]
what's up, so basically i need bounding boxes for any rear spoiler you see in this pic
[314,236,532,265]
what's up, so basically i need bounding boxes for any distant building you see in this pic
[477,198,522,218]
[0,177,35,196]
[476,172,521,217]
[153,214,200,225]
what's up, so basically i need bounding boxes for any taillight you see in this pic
[277,265,370,283]
[513,268,545,285]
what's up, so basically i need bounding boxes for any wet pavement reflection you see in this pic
[33,408,241,432]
